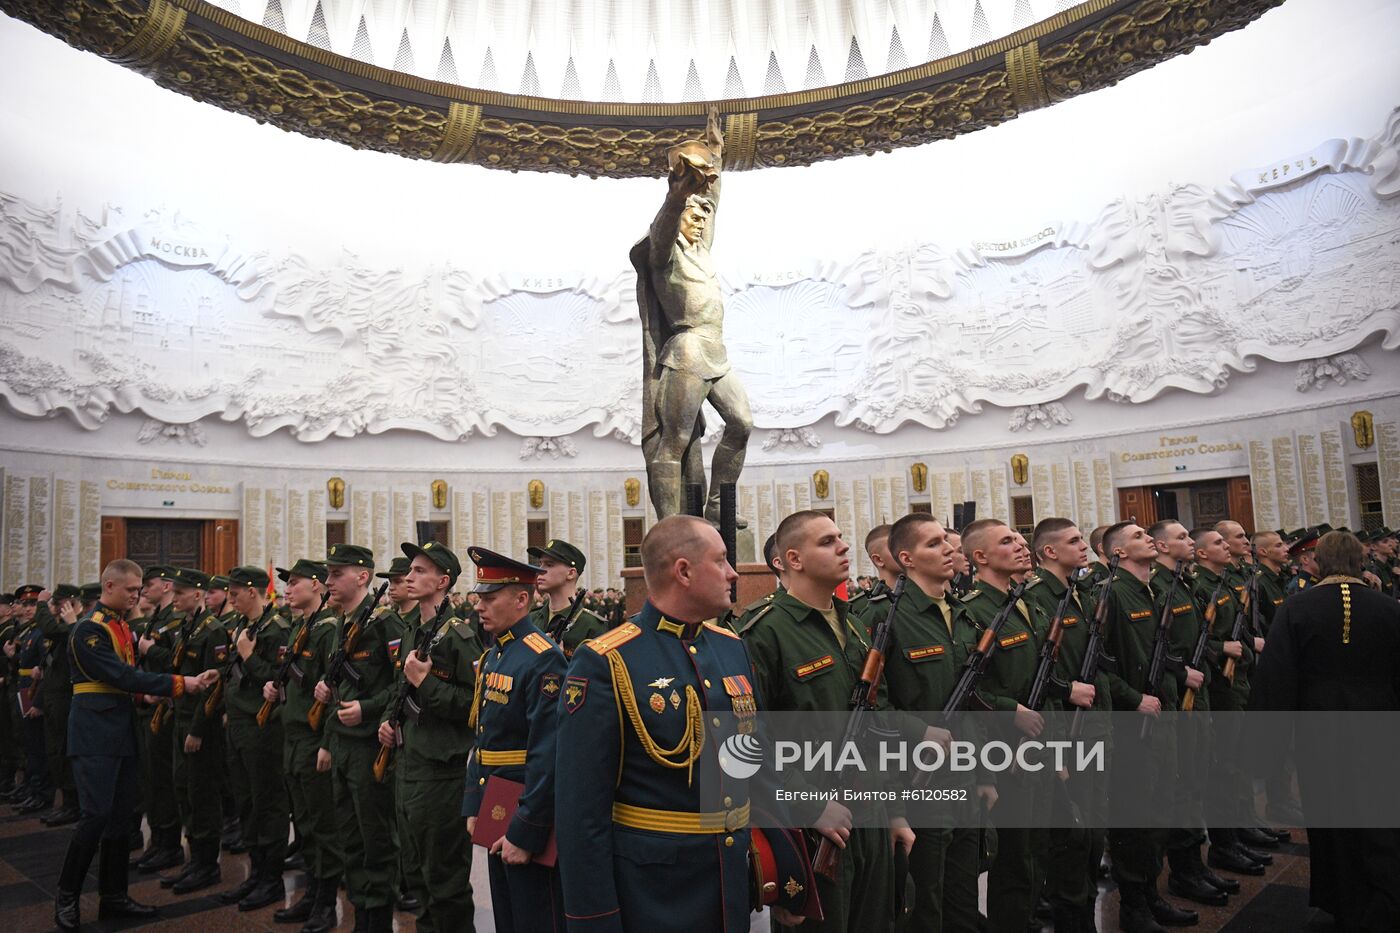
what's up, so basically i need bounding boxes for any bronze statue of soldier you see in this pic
[632,106,752,523]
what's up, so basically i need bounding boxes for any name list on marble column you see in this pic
[243,485,265,569]
[1377,419,1400,524]
[1247,441,1279,531]
[1271,436,1302,531]
[1295,435,1327,527]
[1319,429,1350,527]
[52,478,78,587]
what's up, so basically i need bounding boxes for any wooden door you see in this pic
[125,519,202,570]
[202,519,239,576]
[1116,486,1157,526]
[100,516,127,571]
[1226,476,1255,533]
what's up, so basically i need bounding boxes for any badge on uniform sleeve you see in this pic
[564,676,588,714]
[214,644,229,662]
[541,673,561,698]
[277,645,288,661]
[85,635,100,649]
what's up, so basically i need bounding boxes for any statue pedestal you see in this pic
[622,563,775,619]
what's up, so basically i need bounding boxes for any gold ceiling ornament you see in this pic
[326,476,345,510]
[528,479,545,510]
[0,0,1286,179]
[624,477,642,508]
[1351,410,1375,450]
[1010,454,1030,487]
[430,479,448,510]
[910,462,928,494]
[812,469,831,501]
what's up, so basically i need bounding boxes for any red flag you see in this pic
[266,564,277,600]
[834,580,849,601]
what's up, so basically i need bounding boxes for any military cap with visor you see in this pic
[228,566,271,590]
[52,583,82,601]
[277,559,328,583]
[526,538,587,574]
[171,567,211,590]
[402,540,462,581]
[14,584,43,600]
[326,543,374,569]
[375,556,412,579]
[467,546,542,594]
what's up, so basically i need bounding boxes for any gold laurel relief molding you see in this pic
[109,0,186,69]
[431,102,483,164]
[1005,41,1050,114]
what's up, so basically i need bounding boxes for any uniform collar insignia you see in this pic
[655,616,700,639]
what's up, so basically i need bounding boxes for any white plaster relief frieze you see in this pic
[0,109,1397,443]
[1294,354,1370,392]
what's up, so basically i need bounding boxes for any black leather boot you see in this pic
[54,890,81,932]
[299,876,341,933]
[275,875,319,924]
[1145,886,1199,927]
[222,845,263,903]
[240,848,288,912]
[1207,844,1265,876]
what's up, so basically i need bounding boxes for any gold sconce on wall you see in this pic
[327,476,345,510]
[1352,410,1375,450]
[910,462,928,493]
[812,469,831,500]
[1010,454,1030,486]
[431,479,448,510]
[528,479,545,510]
[624,477,642,508]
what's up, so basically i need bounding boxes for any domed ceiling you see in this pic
[6,0,1283,177]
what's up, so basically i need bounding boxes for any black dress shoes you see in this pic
[1167,872,1229,907]
[1146,892,1199,927]
[142,846,185,873]
[1197,867,1240,894]
[43,805,81,827]
[98,894,160,920]
[54,890,81,931]
[173,861,221,894]
[1208,845,1266,876]
[1237,827,1280,849]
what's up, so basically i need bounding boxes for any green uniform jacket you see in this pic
[529,601,610,658]
[321,594,404,748]
[1102,566,1180,711]
[282,606,337,739]
[1256,565,1291,632]
[388,610,482,778]
[226,605,291,720]
[138,604,181,680]
[37,603,74,702]
[1148,564,1212,704]
[174,610,231,739]
[1193,566,1254,709]
[958,579,1046,714]
[1022,570,1113,715]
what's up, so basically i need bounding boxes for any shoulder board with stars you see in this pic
[522,631,555,654]
[451,618,475,638]
[90,608,108,625]
[742,593,774,614]
[739,604,775,634]
[585,622,642,655]
[704,621,740,640]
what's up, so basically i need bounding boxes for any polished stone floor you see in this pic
[0,798,1336,932]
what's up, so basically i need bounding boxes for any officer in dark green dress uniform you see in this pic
[1286,527,1323,596]
[528,538,610,657]
[132,565,185,873]
[54,559,218,931]
[377,541,481,933]
[882,514,990,933]
[313,543,405,933]
[742,511,903,933]
[462,547,567,933]
[163,567,231,894]
[208,573,244,854]
[221,565,294,910]
[558,515,796,931]
[40,584,82,826]
[13,585,52,813]
[265,559,344,932]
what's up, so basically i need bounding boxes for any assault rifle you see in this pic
[1026,572,1082,712]
[307,583,388,731]
[256,591,331,727]
[205,605,281,716]
[812,574,906,881]
[1069,555,1120,739]
[1223,541,1260,685]
[1181,572,1225,712]
[1140,560,1188,738]
[374,597,454,782]
[546,589,588,652]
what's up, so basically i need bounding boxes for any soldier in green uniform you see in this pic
[11,586,52,813]
[263,559,343,931]
[742,510,905,933]
[959,519,1081,933]
[219,566,294,910]
[207,576,234,626]
[378,556,415,615]
[1026,518,1119,931]
[1084,525,1113,589]
[163,568,232,894]
[883,513,994,933]
[1252,531,1292,628]
[1189,528,1275,878]
[39,584,82,826]
[1144,521,1237,909]
[1098,522,1193,933]
[0,594,19,797]
[208,573,245,854]
[377,541,481,933]
[313,544,405,933]
[528,538,610,657]
[131,566,186,872]
[375,552,418,914]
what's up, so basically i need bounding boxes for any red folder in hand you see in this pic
[473,775,557,867]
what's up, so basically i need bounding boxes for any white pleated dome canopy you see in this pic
[213,0,1074,102]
